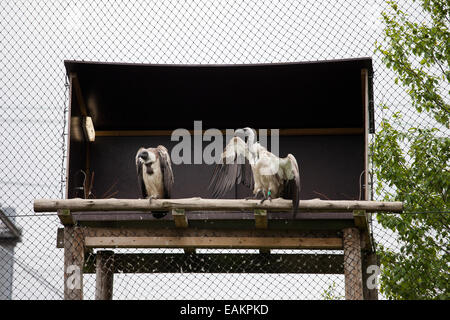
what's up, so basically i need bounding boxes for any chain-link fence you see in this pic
[1,0,448,300]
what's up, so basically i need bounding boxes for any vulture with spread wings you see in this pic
[136,145,174,218]
[209,128,301,215]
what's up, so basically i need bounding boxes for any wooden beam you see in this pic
[82,116,95,142]
[172,209,188,228]
[34,198,404,213]
[279,128,364,136]
[95,251,114,300]
[83,253,345,274]
[343,227,364,300]
[255,209,269,254]
[82,227,341,238]
[58,227,342,248]
[64,226,84,300]
[95,128,364,137]
[254,209,268,229]
[67,216,355,231]
[69,73,88,116]
[57,228,65,248]
[353,210,372,250]
[353,210,367,229]
[58,209,74,226]
[65,75,74,200]
[171,209,195,254]
[362,69,370,201]
[85,236,342,250]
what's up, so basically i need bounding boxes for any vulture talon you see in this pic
[268,190,272,202]
[246,190,264,201]
[148,195,158,204]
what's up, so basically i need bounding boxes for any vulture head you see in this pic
[137,149,157,175]
[235,127,257,145]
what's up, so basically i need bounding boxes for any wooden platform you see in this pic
[34,198,403,300]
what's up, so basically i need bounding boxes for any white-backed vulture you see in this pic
[136,145,174,218]
[209,127,301,215]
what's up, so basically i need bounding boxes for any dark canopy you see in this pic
[64,58,374,132]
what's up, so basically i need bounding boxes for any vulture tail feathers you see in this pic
[287,153,301,215]
[279,154,300,215]
[151,145,174,219]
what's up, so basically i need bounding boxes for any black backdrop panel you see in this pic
[79,135,364,201]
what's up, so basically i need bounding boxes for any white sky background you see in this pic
[0,0,441,300]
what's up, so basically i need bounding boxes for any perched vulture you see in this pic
[209,127,301,215]
[135,145,174,218]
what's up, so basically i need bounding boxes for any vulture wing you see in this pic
[208,136,254,198]
[156,145,174,198]
[135,148,148,198]
[280,154,301,215]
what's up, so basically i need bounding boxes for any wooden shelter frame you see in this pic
[34,198,402,300]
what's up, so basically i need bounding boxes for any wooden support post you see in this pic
[362,252,379,300]
[353,210,366,230]
[362,68,370,201]
[343,227,364,300]
[254,209,269,254]
[95,250,114,300]
[254,209,268,229]
[64,226,84,300]
[353,210,372,250]
[172,209,195,254]
[172,209,188,228]
[70,72,88,116]
[58,209,74,226]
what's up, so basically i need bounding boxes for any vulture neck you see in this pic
[246,131,258,154]
[246,132,259,164]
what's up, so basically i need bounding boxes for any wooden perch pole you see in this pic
[95,251,114,300]
[64,226,84,300]
[34,198,403,213]
[343,227,364,300]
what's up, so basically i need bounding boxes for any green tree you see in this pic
[373,0,449,299]
[321,282,345,300]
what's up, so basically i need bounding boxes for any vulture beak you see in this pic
[235,128,251,144]
[138,150,152,166]
[234,129,247,142]
[138,151,149,160]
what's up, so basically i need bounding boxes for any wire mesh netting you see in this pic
[1,0,448,300]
